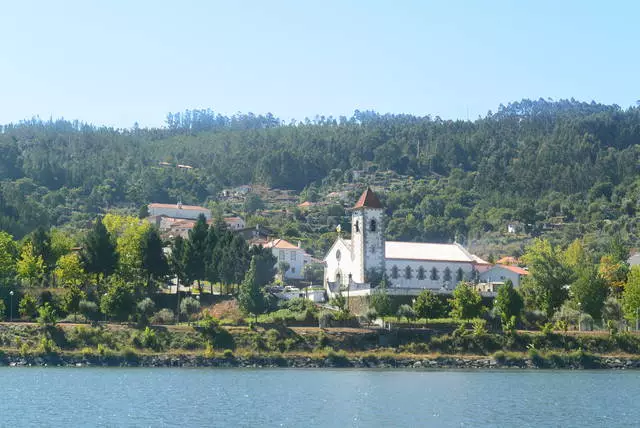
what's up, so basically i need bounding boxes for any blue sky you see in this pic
[1,1,638,128]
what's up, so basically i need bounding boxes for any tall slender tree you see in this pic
[238,257,265,321]
[80,217,118,286]
[140,227,169,293]
[184,214,209,291]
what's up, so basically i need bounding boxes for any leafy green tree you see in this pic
[449,282,483,319]
[0,299,5,321]
[598,255,629,296]
[0,231,18,285]
[138,204,150,219]
[19,294,38,320]
[622,266,640,325]
[238,258,265,321]
[80,217,118,285]
[169,236,188,287]
[140,227,169,291]
[493,280,524,324]
[520,239,573,317]
[16,242,45,287]
[62,285,86,321]
[79,300,99,322]
[250,245,277,287]
[369,276,392,316]
[29,226,54,275]
[100,277,136,321]
[571,265,607,320]
[244,194,264,214]
[54,252,88,288]
[413,289,446,319]
[37,302,57,327]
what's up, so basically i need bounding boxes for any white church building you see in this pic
[324,188,487,297]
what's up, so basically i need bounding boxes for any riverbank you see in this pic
[2,350,640,370]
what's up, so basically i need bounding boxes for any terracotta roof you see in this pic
[298,201,315,208]
[224,217,244,222]
[263,238,302,250]
[496,256,520,265]
[353,187,383,209]
[149,203,209,211]
[500,265,529,275]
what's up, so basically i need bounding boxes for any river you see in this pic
[1,368,638,427]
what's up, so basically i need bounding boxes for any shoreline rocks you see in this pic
[1,353,639,369]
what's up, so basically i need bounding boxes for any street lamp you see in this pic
[9,291,14,322]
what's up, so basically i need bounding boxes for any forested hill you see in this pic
[0,99,639,252]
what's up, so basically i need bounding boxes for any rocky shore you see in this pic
[2,353,640,369]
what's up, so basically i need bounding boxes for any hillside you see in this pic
[1,99,639,257]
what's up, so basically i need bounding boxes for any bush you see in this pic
[136,298,156,325]
[37,303,57,327]
[223,349,234,359]
[151,309,175,325]
[180,297,201,323]
[396,304,416,322]
[318,311,334,328]
[19,294,38,320]
[79,300,99,322]
[472,318,488,337]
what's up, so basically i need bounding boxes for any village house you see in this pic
[148,202,211,221]
[324,188,487,297]
[224,216,246,230]
[264,238,313,280]
[479,264,529,288]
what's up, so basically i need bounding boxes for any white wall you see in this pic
[385,260,474,290]
[273,247,306,280]
[324,239,356,287]
[149,206,211,220]
[480,266,524,287]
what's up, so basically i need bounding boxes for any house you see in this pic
[496,256,520,266]
[479,264,529,287]
[628,251,640,267]
[323,188,487,297]
[234,225,273,244]
[148,202,211,221]
[224,216,245,230]
[264,238,311,280]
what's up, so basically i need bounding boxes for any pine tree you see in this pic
[238,257,265,321]
[494,280,524,324]
[80,216,118,285]
[140,227,169,292]
[184,214,209,290]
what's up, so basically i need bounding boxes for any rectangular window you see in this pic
[279,250,285,261]
[290,251,296,262]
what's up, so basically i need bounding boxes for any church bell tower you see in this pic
[351,187,385,284]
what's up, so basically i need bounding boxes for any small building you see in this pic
[264,238,311,280]
[235,225,273,244]
[496,256,520,266]
[224,216,245,230]
[148,202,211,221]
[479,265,529,287]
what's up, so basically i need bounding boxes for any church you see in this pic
[324,188,489,297]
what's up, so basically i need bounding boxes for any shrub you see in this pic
[151,308,175,325]
[180,297,201,323]
[136,298,156,325]
[19,294,38,320]
[38,337,56,355]
[37,303,57,327]
[78,300,99,322]
[223,349,234,359]
[318,311,334,328]
[472,318,488,337]
[396,304,416,322]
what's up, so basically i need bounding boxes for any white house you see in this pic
[224,216,246,230]
[264,238,310,280]
[148,202,211,221]
[479,264,529,287]
[324,188,486,297]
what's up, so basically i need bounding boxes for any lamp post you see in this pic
[9,291,14,322]
[103,292,108,323]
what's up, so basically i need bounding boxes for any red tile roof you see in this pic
[353,187,383,209]
[500,265,529,275]
[264,238,301,250]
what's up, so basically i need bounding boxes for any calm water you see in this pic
[1,368,639,427]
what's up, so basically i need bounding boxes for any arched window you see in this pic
[336,250,341,261]
[404,266,412,279]
[354,220,360,233]
[443,267,452,282]
[391,265,399,279]
[430,267,439,281]
[369,219,377,232]
[417,266,425,280]
[456,267,464,282]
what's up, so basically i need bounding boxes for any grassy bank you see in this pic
[1,322,640,369]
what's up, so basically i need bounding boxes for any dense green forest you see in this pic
[0,99,639,255]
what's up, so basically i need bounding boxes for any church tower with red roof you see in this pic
[351,187,385,283]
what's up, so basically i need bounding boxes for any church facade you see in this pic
[324,188,487,296]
